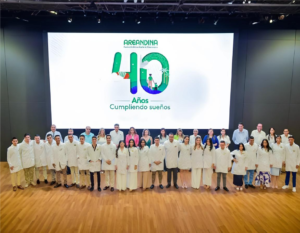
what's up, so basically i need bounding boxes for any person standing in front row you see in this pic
[115,140,129,191]
[102,135,117,192]
[178,136,192,189]
[19,134,35,187]
[127,139,139,191]
[81,126,94,144]
[232,122,249,150]
[138,139,151,191]
[215,141,231,192]
[270,135,285,189]
[203,129,219,149]
[45,134,56,185]
[191,136,204,189]
[110,123,124,146]
[7,137,24,191]
[164,133,180,189]
[150,137,165,189]
[231,143,248,191]
[77,135,91,190]
[33,135,48,184]
[202,138,216,189]
[65,134,80,188]
[52,135,69,188]
[244,136,258,189]
[45,124,63,142]
[251,123,266,145]
[158,128,168,171]
[88,136,102,192]
[282,136,300,192]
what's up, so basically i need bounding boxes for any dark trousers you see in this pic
[167,168,178,185]
[285,172,296,187]
[90,171,101,188]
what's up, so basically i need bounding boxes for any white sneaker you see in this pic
[292,188,296,192]
[282,185,289,189]
[240,187,243,191]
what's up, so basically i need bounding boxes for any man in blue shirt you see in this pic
[232,122,249,149]
[81,126,94,144]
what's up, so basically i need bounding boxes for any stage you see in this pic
[1,162,299,233]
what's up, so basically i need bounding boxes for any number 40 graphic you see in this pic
[112,52,169,95]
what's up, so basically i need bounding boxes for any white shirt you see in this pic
[256,147,272,172]
[115,148,129,174]
[178,143,192,170]
[128,147,139,172]
[64,135,79,143]
[245,142,258,170]
[266,134,276,145]
[284,143,300,172]
[191,147,204,169]
[271,143,285,168]
[158,135,169,145]
[101,143,117,170]
[7,144,23,173]
[281,134,292,144]
[189,135,201,146]
[33,141,47,167]
[215,148,231,173]
[150,144,165,171]
[231,150,249,175]
[164,140,180,169]
[138,146,151,172]
[109,130,124,146]
[251,130,267,145]
[217,135,231,146]
[44,140,55,170]
[64,140,79,167]
[97,136,107,145]
[52,143,67,171]
[77,142,91,170]
[19,141,35,169]
[45,131,63,142]
[87,144,102,172]
[202,146,216,168]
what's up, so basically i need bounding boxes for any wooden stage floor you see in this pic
[1,162,300,233]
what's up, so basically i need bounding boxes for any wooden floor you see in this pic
[1,162,300,233]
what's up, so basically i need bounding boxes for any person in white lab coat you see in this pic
[45,124,63,142]
[266,127,277,145]
[102,134,117,192]
[244,136,258,189]
[150,137,165,189]
[202,138,216,189]
[77,135,91,190]
[138,139,151,191]
[251,123,267,145]
[115,140,129,191]
[215,141,231,191]
[281,129,292,145]
[7,137,24,191]
[33,135,48,184]
[109,123,124,146]
[65,134,80,188]
[127,139,139,191]
[164,133,180,189]
[217,129,231,148]
[45,134,56,185]
[191,136,204,189]
[87,136,102,192]
[255,139,273,189]
[189,129,201,146]
[178,136,192,189]
[231,143,249,191]
[52,135,69,188]
[63,129,79,142]
[270,135,285,188]
[282,136,300,192]
[19,133,35,187]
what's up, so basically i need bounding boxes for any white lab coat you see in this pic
[245,143,258,170]
[150,144,165,171]
[45,131,63,142]
[281,134,292,144]
[178,143,192,170]
[215,148,231,173]
[251,130,267,145]
[64,140,79,167]
[266,134,276,145]
[101,143,117,170]
[64,135,79,143]
[217,135,231,146]
[138,147,151,172]
[128,147,139,172]
[271,143,285,168]
[115,148,129,175]
[109,130,124,146]
[202,146,216,168]
[164,140,180,169]
[87,144,101,172]
[256,147,272,172]
[33,141,47,167]
[77,142,91,170]
[52,143,67,171]
[7,144,23,173]
[191,147,204,169]
[189,135,201,146]
[44,140,55,169]
[230,150,249,175]
[284,143,300,172]
[19,141,35,169]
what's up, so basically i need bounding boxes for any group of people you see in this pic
[7,123,300,193]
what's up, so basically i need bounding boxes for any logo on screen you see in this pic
[112,52,169,95]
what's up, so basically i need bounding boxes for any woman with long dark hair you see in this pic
[138,139,151,191]
[270,135,284,188]
[267,127,276,145]
[127,139,139,191]
[125,127,139,147]
[115,140,129,191]
[203,128,219,149]
[231,143,248,191]
[202,138,216,189]
[178,135,192,188]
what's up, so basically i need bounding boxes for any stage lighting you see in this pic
[122,20,125,23]
[50,11,57,15]
[97,18,101,23]
[134,0,137,3]
[68,17,72,23]
[243,0,246,4]
[278,15,285,20]
[135,19,141,24]
[269,19,273,23]
[248,0,251,3]
[252,22,259,25]
[124,0,127,2]
[141,0,144,2]
[214,19,218,25]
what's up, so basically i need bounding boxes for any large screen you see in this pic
[48,33,234,129]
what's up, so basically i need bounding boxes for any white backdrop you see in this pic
[47,33,234,129]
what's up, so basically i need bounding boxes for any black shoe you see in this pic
[64,184,69,188]
[50,181,56,185]
[159,184,164,189]
[44,179,48,184]
[245,185,249,189]
[166,184,171,188]
[249,185,255,189]
[111,187,114,192]
[223,187,229,192]
[174,184,179,189]
[150,184,154,189]
[215,186,220,191]
[37,179,40,185]
[54,183,61,188]
[90,186,94,192]
[103,186,110,190]
[98,187,101,192]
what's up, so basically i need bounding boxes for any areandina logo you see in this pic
[112,52,169,95]
[123,40,158,46]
